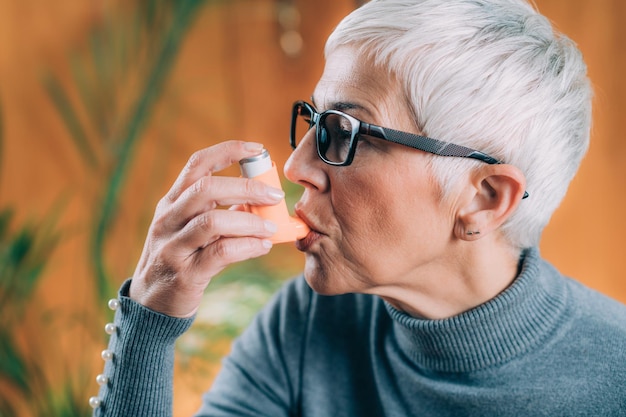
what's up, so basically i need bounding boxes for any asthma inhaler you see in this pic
[239,149,310,244]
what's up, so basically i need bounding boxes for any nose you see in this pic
[284,129,328,191]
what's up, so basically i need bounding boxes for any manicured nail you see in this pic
[245,142,264,152]
[264,220,278,234]
[268,188,285,200]
[262,239,273,249]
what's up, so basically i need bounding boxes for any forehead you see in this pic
[312,46,418,134]
[313,46,401,115]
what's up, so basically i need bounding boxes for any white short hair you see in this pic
[326,0,592,249]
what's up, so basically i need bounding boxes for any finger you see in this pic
[193,236,273,275]
[176,209,277,253]
[158,175,284,233]
[165,141,265,204]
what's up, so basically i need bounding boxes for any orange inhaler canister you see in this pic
[239,149,310,244]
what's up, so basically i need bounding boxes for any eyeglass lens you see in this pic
[294,103,356,164]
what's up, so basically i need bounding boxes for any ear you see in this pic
[453,164,527,241]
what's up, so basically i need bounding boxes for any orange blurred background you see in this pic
[0,0,624,416]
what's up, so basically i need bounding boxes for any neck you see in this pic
[384,248,569,373]
[378,239,522,319]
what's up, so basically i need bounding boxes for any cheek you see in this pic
[331,171,408,255]
[330,167,449,276]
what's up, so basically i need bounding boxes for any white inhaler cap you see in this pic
[239,149,272,178]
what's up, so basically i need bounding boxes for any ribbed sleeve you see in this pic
[93,279,194,417]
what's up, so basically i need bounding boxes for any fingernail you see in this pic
[262,239,273,249]
[268,188,285,200]
[245,142,264,152]
[264,220,278,233]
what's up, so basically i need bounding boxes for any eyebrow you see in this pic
[332,101,362,111]
[310,96,373,118]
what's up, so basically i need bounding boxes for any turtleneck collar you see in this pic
[385,248,569,373]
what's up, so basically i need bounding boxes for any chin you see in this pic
[302,256,353,296]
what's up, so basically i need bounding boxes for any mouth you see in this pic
[294,208,323,252]
[295,230,322,252]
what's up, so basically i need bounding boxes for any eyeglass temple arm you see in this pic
[365,125,529,199]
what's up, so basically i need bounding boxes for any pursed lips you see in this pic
[294,206,325,250]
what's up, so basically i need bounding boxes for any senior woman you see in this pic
[92,0,626,416]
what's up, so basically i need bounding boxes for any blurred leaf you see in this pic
[0,328,29,394]
[43,74,99,170]
[8,227,34,265]
[69,55,96,135]
[0,200,61,326]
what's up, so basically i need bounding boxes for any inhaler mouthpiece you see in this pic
[239,149,310,244]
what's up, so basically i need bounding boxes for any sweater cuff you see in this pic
[94,279,194,417]
[117,278,195,341]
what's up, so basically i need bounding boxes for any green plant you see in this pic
[44,0,210,309]
[1,1,308,415]
[0,2,213,416]
[0,208,69,416]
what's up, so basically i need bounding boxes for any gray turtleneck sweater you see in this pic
[94,248,626,416]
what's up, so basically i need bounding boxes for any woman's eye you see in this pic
[330,125,352,145]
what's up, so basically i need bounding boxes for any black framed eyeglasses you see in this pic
[290,100,528,199]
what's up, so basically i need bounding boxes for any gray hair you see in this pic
[325,0,592,249]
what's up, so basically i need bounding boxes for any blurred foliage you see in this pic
[1,32,90,416]
[0,205,77,416]
[43,0,210,308]
[1,1,214,416]
[1,0,307,415]
[0,209,60,324]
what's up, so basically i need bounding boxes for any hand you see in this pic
[129,141,284,318]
